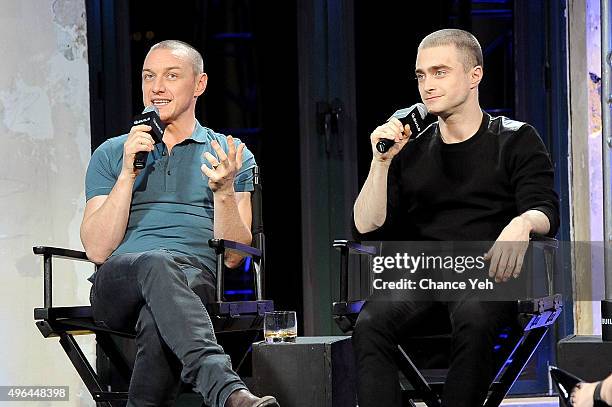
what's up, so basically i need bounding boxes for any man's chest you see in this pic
[399,145,513,208]
[130,144,214,207]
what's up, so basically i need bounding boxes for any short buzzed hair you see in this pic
[148,40,204,75]
[418,29,483,71]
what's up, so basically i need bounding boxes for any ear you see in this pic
[470,65,483,89]
[194,73,208,98]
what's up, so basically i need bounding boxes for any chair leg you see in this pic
[397,345,442,407]
[401,396,420,407]
[59,332,131,405]
[59,333,114,407]
[96,332,133,383]
[484,327,549,407]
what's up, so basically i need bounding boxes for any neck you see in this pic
[438,100,483,144]
[162,112,197,150]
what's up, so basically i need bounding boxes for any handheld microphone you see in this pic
[133,105,165,169]
[376,103,428,153]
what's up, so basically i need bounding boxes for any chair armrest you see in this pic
[528,235,558,296]
[208,239,262,259]
[333,240,377,304]
[333,240,378,255]
[517,294,562,314]
[33,246,90,261]
[529,234,559,249]
[32,246,92,311]
[208,239,264,303]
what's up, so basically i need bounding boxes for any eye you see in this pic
[435,70,448,77]
[167,72,178,79]
[143,73,154,81]
[415,73,425,81]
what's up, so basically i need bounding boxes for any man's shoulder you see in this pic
[198,126,256,163]
[486,115,546,156]
[200,126,244,147]
[419,121,439,137]
[487,115,532,136]
[94,134,129,155]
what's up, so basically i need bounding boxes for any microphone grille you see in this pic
[390,103,428,121]
[142,105,160,115]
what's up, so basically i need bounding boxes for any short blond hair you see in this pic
[419,29,483,71]
[148,40,204,75]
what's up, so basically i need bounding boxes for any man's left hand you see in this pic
[484,216,532,282]
[201,136,245,194]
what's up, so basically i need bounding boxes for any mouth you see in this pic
[151,99,171,107]
[425,96,441,101]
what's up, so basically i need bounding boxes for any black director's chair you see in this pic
[33,167,273,406]
[332,238,562,407]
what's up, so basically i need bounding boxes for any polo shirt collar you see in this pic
[189,120,209,144]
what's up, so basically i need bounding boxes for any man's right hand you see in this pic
[355,118,410,234]
[370,117,411,163]
[121,124,155,177]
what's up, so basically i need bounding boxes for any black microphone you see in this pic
[133,105,165,169]
[376,103,428,153]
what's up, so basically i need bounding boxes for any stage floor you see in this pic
[413,398,559,406]
[500,398,559,406]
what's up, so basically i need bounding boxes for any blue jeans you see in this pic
[90,249,246,407]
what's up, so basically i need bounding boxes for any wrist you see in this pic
[117,171,138,183]
[371,158,392,168]
[214,188,235,200]
[516,214,534,233]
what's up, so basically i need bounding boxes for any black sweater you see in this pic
[354,113,560,241]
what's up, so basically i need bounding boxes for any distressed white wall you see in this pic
[0,1,94,405]
[586,0,604,334]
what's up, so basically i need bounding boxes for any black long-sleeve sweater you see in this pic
[354,112,560,241]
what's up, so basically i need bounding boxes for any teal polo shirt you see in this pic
[85,121,256,273]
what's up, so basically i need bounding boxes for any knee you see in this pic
[453,316,500,349]
[352,308,391,351]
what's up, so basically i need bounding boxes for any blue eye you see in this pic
[435,70,447,77]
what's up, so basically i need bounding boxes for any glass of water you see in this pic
[264,311,297,343]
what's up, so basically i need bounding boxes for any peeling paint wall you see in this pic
[0,1,94,405]
[587,0,603,333]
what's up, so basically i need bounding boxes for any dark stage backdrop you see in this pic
[85,0,570,397]
[86,0,303,323]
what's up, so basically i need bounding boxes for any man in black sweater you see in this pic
[352,29,559,406]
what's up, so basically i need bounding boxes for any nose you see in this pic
[152,76,165,93]
[420,76,435,94]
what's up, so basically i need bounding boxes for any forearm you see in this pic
[214,191,252,267]
[80,175,134,263]
[518,209,550,236]
[354,160,392,233]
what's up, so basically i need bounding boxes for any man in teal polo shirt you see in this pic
[81,40,279,407]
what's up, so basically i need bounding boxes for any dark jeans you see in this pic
[352,299,516,407]
[90,249,246,407]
